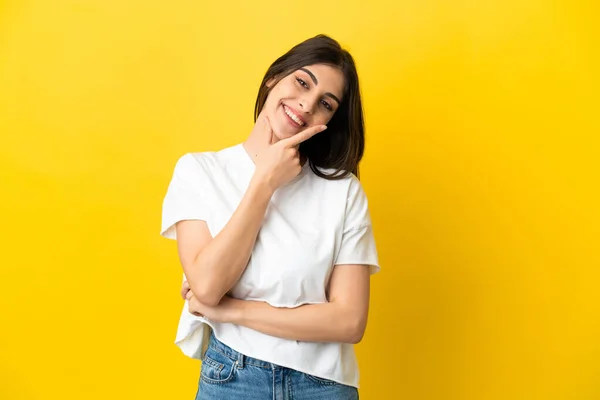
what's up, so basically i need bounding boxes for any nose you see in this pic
[299,95,318,114]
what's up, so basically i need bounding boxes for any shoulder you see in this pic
[172,144,239,177]
[170,153,209,184]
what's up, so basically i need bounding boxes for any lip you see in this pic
[282,104,306,127]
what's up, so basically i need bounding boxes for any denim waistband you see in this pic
[208,331,278,370]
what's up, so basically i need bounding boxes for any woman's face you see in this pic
[263,64,345,141]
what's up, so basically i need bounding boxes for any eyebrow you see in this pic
[299,67,341,105]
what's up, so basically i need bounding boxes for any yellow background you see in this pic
[1,0,598,399]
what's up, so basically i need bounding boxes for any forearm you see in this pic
[234,300,365,344]
[187,178,272,305]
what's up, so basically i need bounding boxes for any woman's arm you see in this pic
[176,178,273,307]
[176,118,328,307]
[187,264,371,344]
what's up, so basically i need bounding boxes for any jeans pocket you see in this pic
[305,373,342,386]
[200,347,237,384]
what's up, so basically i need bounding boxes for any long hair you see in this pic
[254,34,365,180]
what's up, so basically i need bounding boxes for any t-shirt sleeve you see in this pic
[160,153,208,240]
[334,176,380,274]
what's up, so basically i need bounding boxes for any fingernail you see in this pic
[321,125,328,130]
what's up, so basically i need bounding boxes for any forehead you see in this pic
[298,64,345,96]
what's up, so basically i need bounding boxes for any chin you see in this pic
[275,132,294,142]
[272,131,286,141]
[272,120,297,139]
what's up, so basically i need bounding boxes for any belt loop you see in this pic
[237,350,244,369]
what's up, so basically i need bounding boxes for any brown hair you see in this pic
[254,34,365,180]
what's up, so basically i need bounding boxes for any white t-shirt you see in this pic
[160,143,380,387]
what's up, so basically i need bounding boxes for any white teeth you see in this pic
[284,106,304,126]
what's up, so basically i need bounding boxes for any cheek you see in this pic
[272,82,298,100]
[315,111,336,126]
[265,88,286,108]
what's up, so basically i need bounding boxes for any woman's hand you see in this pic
[185,289,243,324]
[252,112,327,191]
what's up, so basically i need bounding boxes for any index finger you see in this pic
[282,124,327,147]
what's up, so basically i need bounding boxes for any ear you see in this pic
[266,76,277,88]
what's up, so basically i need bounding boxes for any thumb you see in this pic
[263,115,277,145]
[255,113,275,146]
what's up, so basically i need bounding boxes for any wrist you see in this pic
[249,175,275,198]
[231,299,249,324]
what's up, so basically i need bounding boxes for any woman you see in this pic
[161,34,380,399]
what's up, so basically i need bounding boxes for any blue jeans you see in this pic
[195,332,359,400]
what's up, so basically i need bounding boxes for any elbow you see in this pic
[345,316,367,344]
[347,328,366,345]
[183,261,225,307]
[190,281,224,307]
[195,292,222,307]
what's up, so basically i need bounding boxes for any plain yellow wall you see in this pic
[1,1,598,399]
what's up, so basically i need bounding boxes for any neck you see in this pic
[242,127,273,164]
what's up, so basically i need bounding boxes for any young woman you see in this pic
[161,34,380,399]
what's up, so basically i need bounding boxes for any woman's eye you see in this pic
[321,100,332,111]
[296,77,308,89]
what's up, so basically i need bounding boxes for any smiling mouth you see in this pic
[283,105,305,127]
